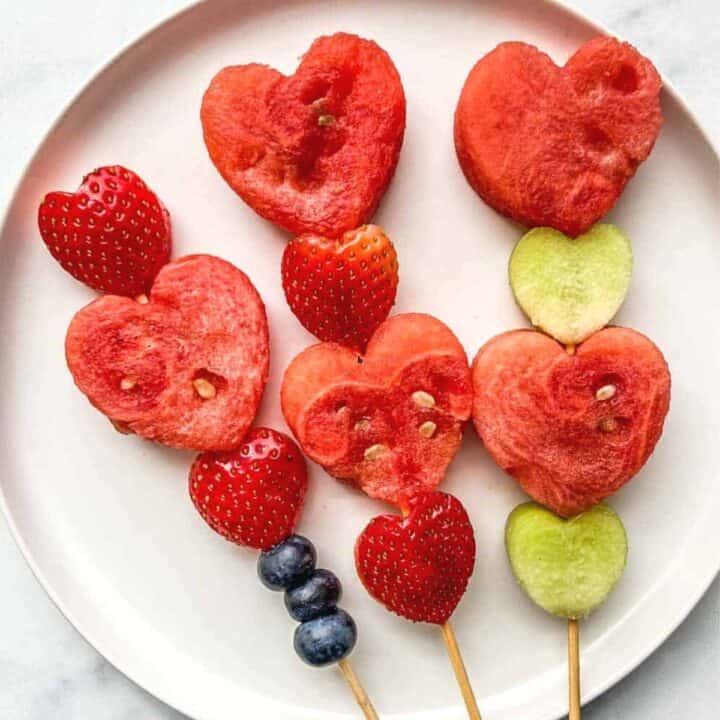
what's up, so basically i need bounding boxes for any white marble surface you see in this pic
[1,0,718,718]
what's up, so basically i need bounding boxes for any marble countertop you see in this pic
[1,1,718,718]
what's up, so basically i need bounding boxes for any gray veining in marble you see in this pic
[1,1,718,718]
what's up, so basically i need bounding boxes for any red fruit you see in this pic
[201,32,406,237]
[65,254,269,451]
[38,165,171,296]
[455,37,662,237]
[281,313,472,507]
[282,224,399,351]
[355,491,475,624]
[189,427,308,551]
[472,327,671,516]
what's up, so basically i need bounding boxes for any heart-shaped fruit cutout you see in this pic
[506,502,627,619]
[66,254,269,451]
[509,224,633,345]
[355,491,476,624]
[472,327,670,516]
[189,427,308,551]
[38,165,171,296]
[281,224,399,352]
[201,32,406,237]
[455,37,662,236]
[281,313,472,506]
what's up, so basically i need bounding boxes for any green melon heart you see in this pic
[509,224,633,345]
[505,502,628,619]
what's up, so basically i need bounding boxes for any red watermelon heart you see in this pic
[281,313,472,507]
[454,37,662,237]
[472,327,670,516]
[355,491,476,625]
[66,254,269,451]
[201,32,406,237]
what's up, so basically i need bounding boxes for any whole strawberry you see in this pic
[38,165,171,296]
[355,491,475,624]
[189,427,308,551]
[281,224,399,352]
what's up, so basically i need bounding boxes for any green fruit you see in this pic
[509,224,632,345]
[505,502,628,619]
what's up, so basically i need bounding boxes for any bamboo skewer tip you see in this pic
[568,618,581,720]
[338,658,380,720]
[441,621,482,720]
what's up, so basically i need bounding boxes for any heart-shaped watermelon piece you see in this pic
[66,254,269,451]
[455,37,662,237]
[472,327,670,516]
[201,32,406,237]
[281,313,472,507]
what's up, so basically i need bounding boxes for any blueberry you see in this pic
[293,609,357,667]
[284,569,342,622]
[257,535,316,591]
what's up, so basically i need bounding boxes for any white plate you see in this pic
[1,1,719,719]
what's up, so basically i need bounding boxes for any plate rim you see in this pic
[1,1,718,719]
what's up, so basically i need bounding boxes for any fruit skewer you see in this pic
[475,224,670,719]
[455,35,664,716]
[190,428,380,719]
[355,491,482,720]
[506,503,628,720]
[282,313,482,717]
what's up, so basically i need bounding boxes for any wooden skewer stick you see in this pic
[338,658,380,720]
[441,620,482,720]
[568,618,581,720]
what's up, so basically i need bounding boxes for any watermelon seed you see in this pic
[595,385,616,401]
[135,294,149,304]
[354,419,371,432]
[364,444,387,461]
[598,417,618,433]
[120,377,137,391]
[419,421,437,438]
[193,378,217,400]
[411,391,435,408]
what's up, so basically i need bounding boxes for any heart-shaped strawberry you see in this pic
[66,254,269,451]
[38,165,171,296]
[472,327,670,516]
[201,32,406,237]
[355,491,476,624]
[189,427,308,551]
[455,37,662,237]
[281,224,399,351]
[281,313,472,507]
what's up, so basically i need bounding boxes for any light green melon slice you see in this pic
[505,502,628,619]
[509,224,633,345]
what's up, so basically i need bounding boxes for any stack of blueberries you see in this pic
[258,535,357,666]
